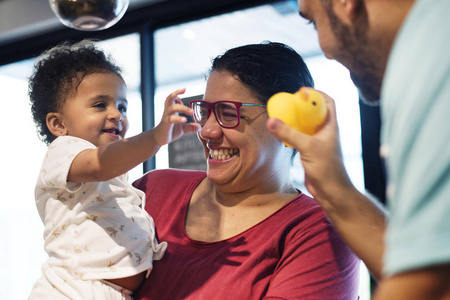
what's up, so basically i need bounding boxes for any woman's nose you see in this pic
[199,112,222,139]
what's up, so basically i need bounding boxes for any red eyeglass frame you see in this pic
[189,100,266,129]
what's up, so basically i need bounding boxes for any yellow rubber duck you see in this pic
[267,87,327,147]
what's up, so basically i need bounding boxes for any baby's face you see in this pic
[58,72,129,147]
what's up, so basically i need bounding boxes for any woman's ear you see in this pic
[46,112,67,136]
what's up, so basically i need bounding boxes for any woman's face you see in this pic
[199,70,288,191]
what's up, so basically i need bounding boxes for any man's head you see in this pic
[297,0,414,104]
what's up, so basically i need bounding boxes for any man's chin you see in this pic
[350,72,381,106]
[359,92,381,106]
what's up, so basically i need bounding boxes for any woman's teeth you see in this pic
[209,148,239,160]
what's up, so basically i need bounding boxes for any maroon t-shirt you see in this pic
[133,169,360,299]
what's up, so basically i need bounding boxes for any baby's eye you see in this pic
[93,102,106,109]
[118,105,127,113]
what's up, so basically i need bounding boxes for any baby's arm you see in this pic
[69,88,200,183]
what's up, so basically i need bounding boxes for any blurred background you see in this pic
[0,0,387,298]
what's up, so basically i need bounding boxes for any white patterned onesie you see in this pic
[29,136,167,299]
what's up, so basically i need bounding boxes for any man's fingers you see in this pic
[266,118,309,151]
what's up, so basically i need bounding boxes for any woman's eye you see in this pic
[199,109,208,117]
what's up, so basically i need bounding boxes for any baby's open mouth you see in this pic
[102,128,120,135]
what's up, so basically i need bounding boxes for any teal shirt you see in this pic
[381,0,450,275]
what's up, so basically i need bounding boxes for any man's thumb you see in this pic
[267,118,308,150]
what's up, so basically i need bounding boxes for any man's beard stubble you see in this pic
[323,1,382,105]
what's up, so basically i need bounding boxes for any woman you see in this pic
[133,42,360,299]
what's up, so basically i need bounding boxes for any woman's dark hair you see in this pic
[28,40,123,145]
[210,41,314,104]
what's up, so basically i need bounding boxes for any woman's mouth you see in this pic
[209,148,239,160]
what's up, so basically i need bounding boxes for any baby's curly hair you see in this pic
[28,39,123,145]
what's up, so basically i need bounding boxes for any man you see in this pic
[267,0,450,299]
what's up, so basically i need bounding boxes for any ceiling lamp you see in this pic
[49,0,129,31]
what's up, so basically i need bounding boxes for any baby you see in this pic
[28,40,200,299]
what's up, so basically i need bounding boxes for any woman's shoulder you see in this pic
[288,192,323,214]
[275,192,331,230]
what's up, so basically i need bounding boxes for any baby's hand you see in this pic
[153,88,201,146]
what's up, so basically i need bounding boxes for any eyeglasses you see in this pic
[190,100,266,129]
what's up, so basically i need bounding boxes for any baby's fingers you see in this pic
[165,102,195,122]
[164,88,186,108]
[166,88,186,101]
[182,123,202,134]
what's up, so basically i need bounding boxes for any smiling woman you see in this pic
[152,3,370,298]
[133,42,360,300]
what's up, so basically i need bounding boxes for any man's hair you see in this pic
[28,39,123,145]
[210,41,314,104]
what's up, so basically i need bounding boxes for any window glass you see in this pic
[154,1,370,298]
[0,57,46,299]
[0,33,141,299]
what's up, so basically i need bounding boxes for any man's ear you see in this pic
[335,0,363,21]
[46,112,67,136]
[345,0,364,19]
